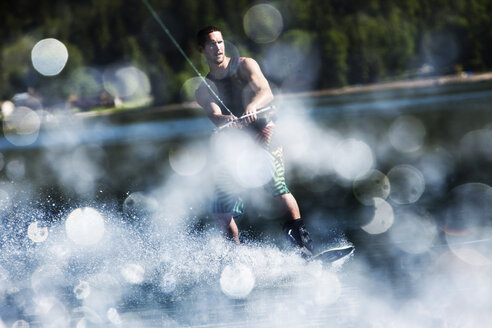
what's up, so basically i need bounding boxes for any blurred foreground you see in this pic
[1,80,492,327]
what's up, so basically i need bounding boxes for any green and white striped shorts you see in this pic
[211,124,290,217]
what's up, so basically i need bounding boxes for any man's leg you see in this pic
[275,193,300,221]
[214,213,240,244]
[275,193,314,257]
[257,124,313,256]
[211,174,243,245]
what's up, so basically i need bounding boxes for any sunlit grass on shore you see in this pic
[73,96,154,117]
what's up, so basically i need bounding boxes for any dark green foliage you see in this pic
[1,0,491,105]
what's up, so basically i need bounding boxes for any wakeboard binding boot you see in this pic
[283,219,314,258]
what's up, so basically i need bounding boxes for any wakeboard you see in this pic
[312,245,354,262]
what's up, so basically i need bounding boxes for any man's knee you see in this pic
[274,192,292,200]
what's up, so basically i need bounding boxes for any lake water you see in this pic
[1,81,492,327]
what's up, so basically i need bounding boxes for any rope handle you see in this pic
[216,105,276,131]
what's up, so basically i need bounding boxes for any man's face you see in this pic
[201,31,225,65]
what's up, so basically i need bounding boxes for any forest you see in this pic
[1,0,492,108]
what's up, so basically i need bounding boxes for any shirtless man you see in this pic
[194,26,313,257]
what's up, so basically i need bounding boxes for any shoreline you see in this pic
[278,71,492,99]
[76,71,492,119]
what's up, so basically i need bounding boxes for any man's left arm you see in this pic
[239,58,274,125]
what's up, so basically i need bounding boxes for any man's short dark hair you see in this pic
[196,26,222,47]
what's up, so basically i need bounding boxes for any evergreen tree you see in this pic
[1,0,492,105]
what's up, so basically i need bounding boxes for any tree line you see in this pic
[1,0,491,107]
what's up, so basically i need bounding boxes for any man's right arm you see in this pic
[195,83,235,127]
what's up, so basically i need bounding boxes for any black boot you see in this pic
[283,219,314,258]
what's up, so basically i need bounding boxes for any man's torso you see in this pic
[206,56,246,117]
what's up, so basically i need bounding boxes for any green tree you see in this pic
[321,29,349,87]
[2,0,492,105]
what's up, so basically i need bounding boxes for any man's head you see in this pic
[197,26,225,65]
[196,26,221,48]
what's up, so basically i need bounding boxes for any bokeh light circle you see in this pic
[443,183,492,266]
[3,106,41,146]
[103,65,151,100]
[31,38,69,76]
[417,147,454,194]
[459,129,492,161]
[443,183,492,231]
[389,115,426,153]
[31,265,66,294]
[121,263,145,284]
[387,165,425,204]
[32,296,70,325]
[235,148,274,188]
[353,170,391,206]
[332,139,374,180]
[6,158,26,180]
[11,320,30,328]
[361,198,394,234]
[169,143,207,176]
[180,77,203,102]
[27,221,49,243]
[123,191,158,218]
[68,67,104,102]
[243,4,283,44]
[220,263,255,299]
[73,280,91,300]
[65,207,105,246]
[225,40,240,58]
[1,100,15,117]
[389,208,437,254]
[260,31,321,91]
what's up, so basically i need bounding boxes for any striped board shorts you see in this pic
[211,123,290,217]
